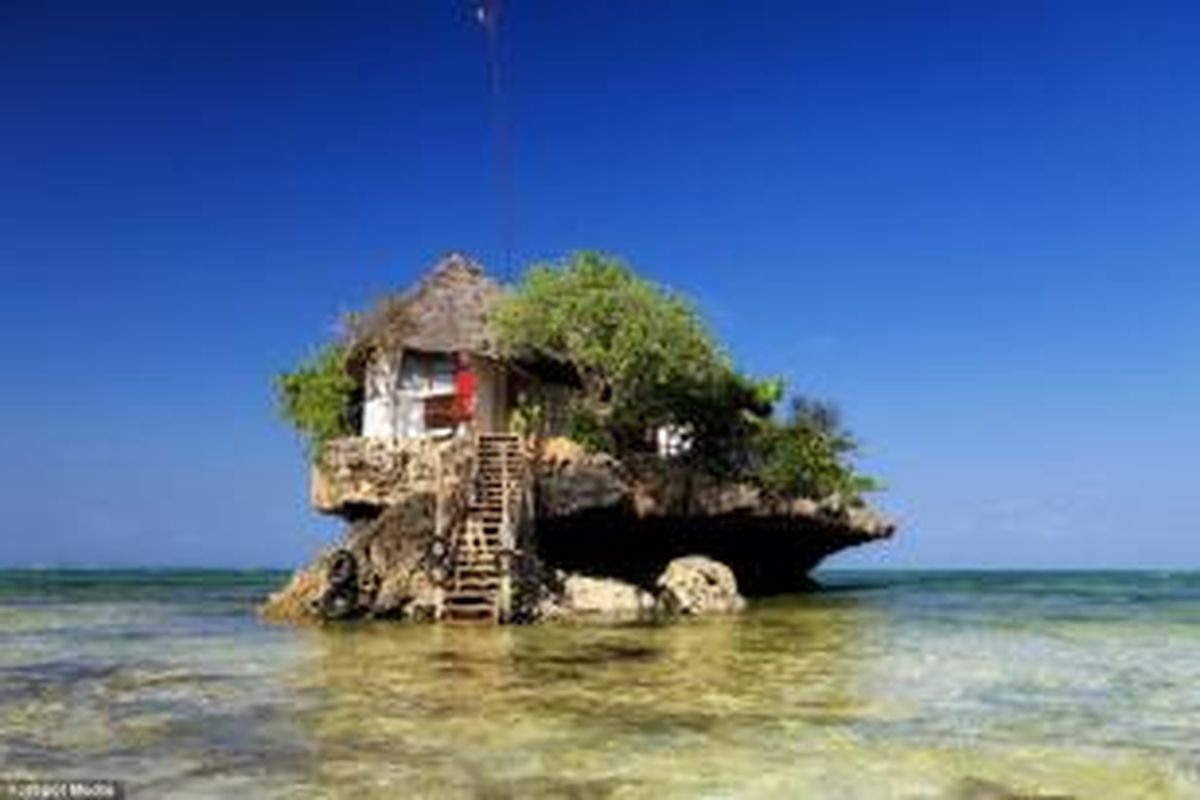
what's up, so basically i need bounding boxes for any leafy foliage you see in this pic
[492,252,732,453]
[275,250,881,502]
[752,399,882,503]
[494,252,880,503]
[275,343,357,457]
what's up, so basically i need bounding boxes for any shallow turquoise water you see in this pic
[1,570,1198,799]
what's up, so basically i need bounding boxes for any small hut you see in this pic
[347,253,572,440]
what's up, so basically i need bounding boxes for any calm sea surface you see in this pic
[0,570,1197,799]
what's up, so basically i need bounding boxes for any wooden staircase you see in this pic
[443,433,526,622]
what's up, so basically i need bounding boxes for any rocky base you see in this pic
[263,541,746,625]
[533,440,895,595]
[260,494,449,623]
[264,437,894,624]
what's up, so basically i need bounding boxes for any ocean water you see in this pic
[0,570,1198,799]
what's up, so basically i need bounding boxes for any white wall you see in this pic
[362,352,399,439]
[362,350,464,439]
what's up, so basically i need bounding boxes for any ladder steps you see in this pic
[443,434,529,624]
[454,580,500,590]
[445,595,496,606]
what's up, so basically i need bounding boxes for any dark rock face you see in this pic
[317,550,360,619]
[537,510,850,595]
[533,451,894,596]
[535,451,632,517]
[261,493,450,623]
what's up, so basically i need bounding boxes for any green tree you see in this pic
[753,398,881,503]
[492,252,733,453]
[494,252,880,503]
[275,343,357,457]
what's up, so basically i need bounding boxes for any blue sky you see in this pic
[1,0,1196,568]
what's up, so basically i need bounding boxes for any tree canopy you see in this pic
[493,252,880,503]
[491,252,734,452]
[275,250,881,502]
[275,343,357,459]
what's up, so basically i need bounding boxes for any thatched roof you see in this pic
[346,253,504,366]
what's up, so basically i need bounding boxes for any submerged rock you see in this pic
[656,556,746,616]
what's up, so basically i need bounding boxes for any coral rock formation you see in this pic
[656,556,747,616]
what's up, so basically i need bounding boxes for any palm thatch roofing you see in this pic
[345,252,504,371]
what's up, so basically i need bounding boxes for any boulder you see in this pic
[540,573,657,622]
[656,556,746,616]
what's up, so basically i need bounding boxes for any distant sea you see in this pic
[1,569,1198,799]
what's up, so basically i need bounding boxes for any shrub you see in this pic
[752,398,881,504]
[275,343,357,457]
[492,252,731,454]
[495,251,880,503]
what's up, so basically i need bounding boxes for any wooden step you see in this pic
[458,548,500,558]
[445,592,496,603]
[444,616,495,623]
[457,554,499,563]
[454,579,499,590]
[444,610,497,623]
[445,599,497,613]
[456,562,500,571]
[454,562,498,572]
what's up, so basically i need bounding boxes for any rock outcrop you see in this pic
[311,436,472,516]
[533,439,894,596]
[261,494,451,623]
[263,435,895,624]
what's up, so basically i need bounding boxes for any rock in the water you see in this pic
[260,493,451,623]
[541,573,657,622]
[656,556,746,616]
[260,560,327,623]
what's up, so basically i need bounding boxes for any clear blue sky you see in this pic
[1,1,1196,569]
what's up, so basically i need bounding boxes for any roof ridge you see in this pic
[429,250,486,278]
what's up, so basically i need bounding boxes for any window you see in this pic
[399,352,455,396]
